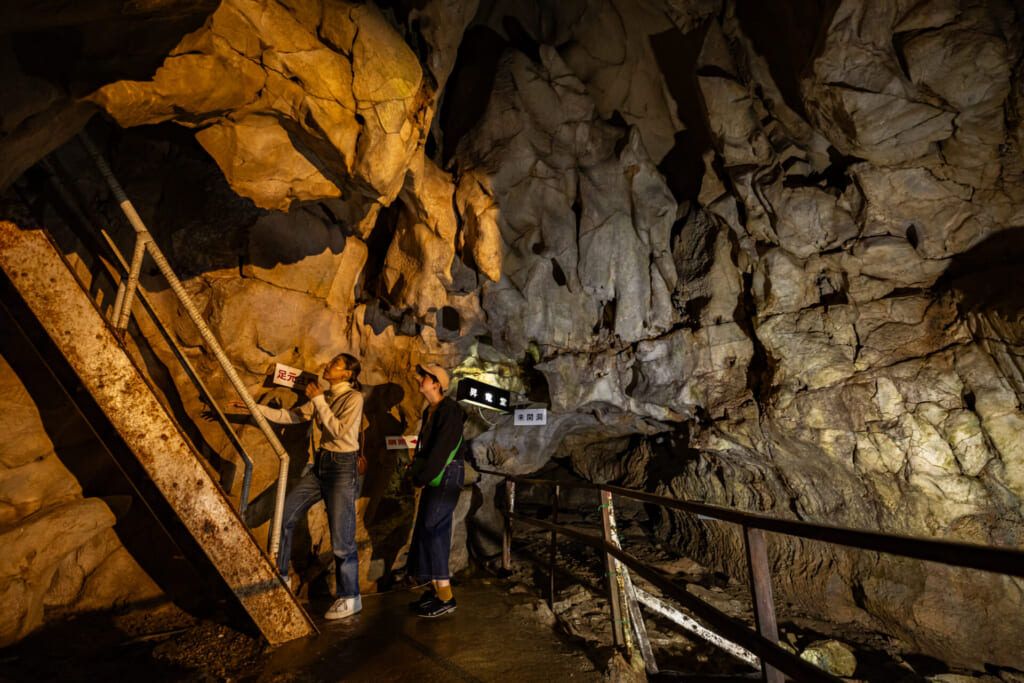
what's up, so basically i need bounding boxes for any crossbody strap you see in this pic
[427,435,462,487]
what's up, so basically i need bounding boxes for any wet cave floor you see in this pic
[0,504,1012,682]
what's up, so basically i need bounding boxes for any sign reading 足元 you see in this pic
[272,363,318,389]
[385,435,420,450]
[514,408,547,426]
[456,377,511,412]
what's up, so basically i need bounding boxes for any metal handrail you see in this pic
[76,133,292,559]
[39,157,259,515]
[478,467,1024,681]
[490,472,1024,577]
[505,511,837,682]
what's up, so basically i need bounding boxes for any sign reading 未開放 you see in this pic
[272,363,318,389]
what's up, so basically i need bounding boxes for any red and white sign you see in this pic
[272,362,318,389]
[385,435,420,450]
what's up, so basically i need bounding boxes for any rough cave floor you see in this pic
[0,508,991,683]
[0,578,603,683]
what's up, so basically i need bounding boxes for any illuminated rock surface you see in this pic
[1,0,1023,671]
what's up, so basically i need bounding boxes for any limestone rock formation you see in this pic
[2,0,1024,671]
[90,0,431,215]
[0,355,168,646]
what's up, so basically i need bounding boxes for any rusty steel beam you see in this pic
[599,491,627,649]
[0,221,317,645]
[745,526,783,683]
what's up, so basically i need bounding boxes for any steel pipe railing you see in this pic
[488,471,1024,578]
[37,155,258,515]
[77,133,291,559]
[479,467,1024,681]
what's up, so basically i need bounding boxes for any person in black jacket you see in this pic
[406,362,467,617]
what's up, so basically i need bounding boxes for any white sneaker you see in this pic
[283,575,293,591]
[324,595,362,620]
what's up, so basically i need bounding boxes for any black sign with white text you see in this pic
[456,377,511,412]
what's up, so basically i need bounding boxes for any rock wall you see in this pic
[1,0,1023,669]
[0,354,170,646]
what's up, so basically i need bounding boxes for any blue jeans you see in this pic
[408,459,464,581]
[277,448,360,598]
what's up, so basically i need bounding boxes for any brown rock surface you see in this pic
[89,0,429,215]
[2,0,1024,671]
[0,355,172,646]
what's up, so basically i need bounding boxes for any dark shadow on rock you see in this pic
[650,21,713,204]
[362,381,406,522]
[734,0,842,122]
[0,599,200,683]
[934,226,1024,322]
[439,26,509,166]
[8,4,217,97]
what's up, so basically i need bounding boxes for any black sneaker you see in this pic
[416,596,456,618]
[408,589,436,611]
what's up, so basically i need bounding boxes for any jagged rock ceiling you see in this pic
[3,0,1024,670]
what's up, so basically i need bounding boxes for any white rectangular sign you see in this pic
[514,408,547,426]
[385,435,420,450]
[272,362,318,389]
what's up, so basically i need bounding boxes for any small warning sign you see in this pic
[271,363,318,389]
[385,435,420,450]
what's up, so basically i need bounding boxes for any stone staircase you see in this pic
[0,220,317,645]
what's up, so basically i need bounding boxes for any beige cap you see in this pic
[416,363,450,392]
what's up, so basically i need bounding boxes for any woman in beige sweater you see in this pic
[234,353,364,620]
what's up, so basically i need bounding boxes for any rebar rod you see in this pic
[78,132,290,559]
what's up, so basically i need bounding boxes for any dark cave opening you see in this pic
[733,0,842,123]
[438,25,509,165]
[650,21,714,205]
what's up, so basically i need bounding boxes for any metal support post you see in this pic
[549,484,559,608]
[745,526,783,683]
[604,493,657,674]
[600,490,627,649]
[502,479,516,572]
[116,234,147,331]
[110,281,126,325]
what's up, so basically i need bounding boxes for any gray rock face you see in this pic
[3,0,1024,670]
[459,46,679,352]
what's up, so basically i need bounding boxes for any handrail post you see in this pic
[115,233,147,332]
[745,526,783,683]
[79,133,292,561]
[110,280,127,325]
[503,479,515,572]
[549,484,559,608]
[600,490,627,649]
[604,493,658,674]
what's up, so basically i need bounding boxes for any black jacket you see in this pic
[410,397,467,487]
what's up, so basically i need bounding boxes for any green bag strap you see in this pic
[428,435,463,487]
